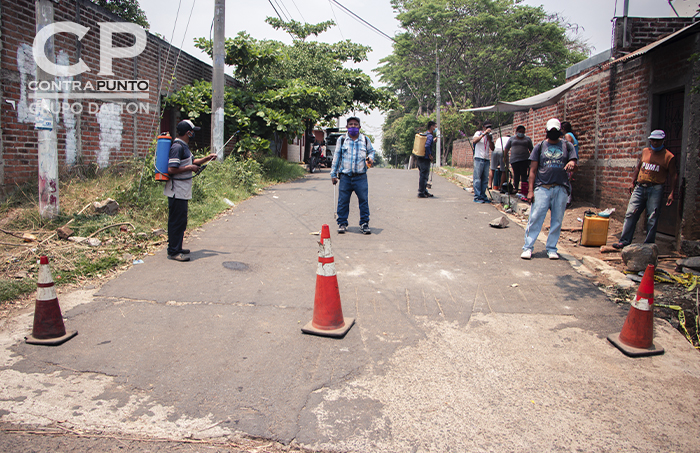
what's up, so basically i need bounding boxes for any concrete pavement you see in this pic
[1,168,699,452]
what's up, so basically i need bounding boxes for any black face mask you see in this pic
[546,129,561,141]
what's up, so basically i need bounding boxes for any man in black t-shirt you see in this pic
[521,119,577,261]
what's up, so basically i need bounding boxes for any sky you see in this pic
[137,0,686,149]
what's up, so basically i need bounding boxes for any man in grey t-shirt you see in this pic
[521,118,577,260]
[165,120,217,262]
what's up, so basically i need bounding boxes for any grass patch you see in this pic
[440,166,473,177]
[0,155,305,305]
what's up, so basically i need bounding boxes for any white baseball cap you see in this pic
[648,130,665,140]
[545,118,561,131]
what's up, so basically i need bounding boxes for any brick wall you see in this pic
[0,0,235,193]
[614,17,696,55]
[451,124,514,168]
[513,19,700,244]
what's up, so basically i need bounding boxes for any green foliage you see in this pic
[170,20,397,159]
[92,0,149,29]
[0,279,36,303]
[262,157,306,182]
[266,18,336,41]
[379,0,589,162]
[0,158,306,304]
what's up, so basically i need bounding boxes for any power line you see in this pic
[274,0,294,22]
[327,0,345,40]
[328,0,395,42]
[267,0,286,22]
[289,0,307,23]
[271,0,290,22]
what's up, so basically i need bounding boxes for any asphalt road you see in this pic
[1,168,699,452]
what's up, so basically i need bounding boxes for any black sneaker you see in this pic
[425,191,434,197]
[338,224,347,234]
[360,223,371,235]
[612,242,625,250]
[418,193,428,198]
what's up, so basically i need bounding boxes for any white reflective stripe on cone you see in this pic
[632,297,651,311]
[317,262,336,277]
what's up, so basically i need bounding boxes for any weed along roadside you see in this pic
[0,157,305,307]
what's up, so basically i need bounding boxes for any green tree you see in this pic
[93,0,149,29]
[171,20,396,159]
[378,0,589,163]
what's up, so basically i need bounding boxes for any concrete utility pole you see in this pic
[435,46,441,168]
[35,0,59,219]
[211,0,225,161]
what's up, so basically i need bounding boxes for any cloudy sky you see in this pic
[137,0,686,145]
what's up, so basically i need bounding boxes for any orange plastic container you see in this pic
[581,215,610,246]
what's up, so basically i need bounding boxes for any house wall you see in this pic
[0,0,234,195]
[513,19,700,246]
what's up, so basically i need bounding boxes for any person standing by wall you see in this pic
[612,130,677,249]
[165,120,218,262]
[330,117,375,235]
[521,119,578,260]
[505,125,534,194]
[489,135,508,191]
[471,121,495,203]
[561,122,579,208]
[418,121,437,198]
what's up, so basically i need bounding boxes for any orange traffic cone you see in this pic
[302,224,355,338]
[608,264,663,357]
[25,256,77,346]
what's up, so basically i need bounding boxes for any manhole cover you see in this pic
[222,261,251,271]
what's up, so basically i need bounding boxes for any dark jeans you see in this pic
[337,173,370,226]
[417,157,431,194]
[511,160,529,191]
[168,197,188,255]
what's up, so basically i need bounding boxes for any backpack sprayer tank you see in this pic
[154,133,172,181]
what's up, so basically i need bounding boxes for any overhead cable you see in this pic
[328,0,395,42]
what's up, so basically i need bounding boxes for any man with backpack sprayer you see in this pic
[164,120,217,262]
[417,121,437,198]
[330,117,375,235]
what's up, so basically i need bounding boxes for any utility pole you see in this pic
[35,0,59,219]
[435,43,441,168]
[211,0,225,161]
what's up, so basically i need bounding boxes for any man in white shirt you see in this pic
[471,121,495,203]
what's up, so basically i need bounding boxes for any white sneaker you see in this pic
[548,251,559,260]
[520,250,532,260]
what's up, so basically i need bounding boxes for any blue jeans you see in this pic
[473,158,490,201]
[523,185,568,254]
[337,173,370,226]
[619,184,664,246]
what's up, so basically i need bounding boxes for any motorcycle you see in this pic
[308,144,331,173]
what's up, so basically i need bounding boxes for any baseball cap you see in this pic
[546,118,561,131]
[648,130,665,140]
[176,120,201,135]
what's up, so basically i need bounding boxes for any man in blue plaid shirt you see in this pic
[330,117,375,235]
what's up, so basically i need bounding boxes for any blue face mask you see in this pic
[348,127,360,136]
[651,145,664,152]
[516,132,524,138]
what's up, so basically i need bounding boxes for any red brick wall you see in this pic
[1,0,235,192]
[513,20,700,243]
[614,17,696,55]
